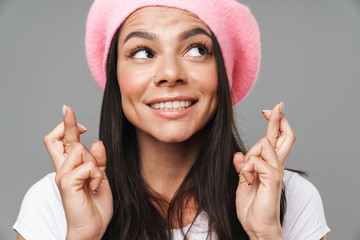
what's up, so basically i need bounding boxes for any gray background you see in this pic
[1,0,359,239]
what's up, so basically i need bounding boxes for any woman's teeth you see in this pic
[150,100,193,110]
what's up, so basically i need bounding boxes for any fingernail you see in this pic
[261,110,272,114]
[78,123,88,131]
[279,101,284,114]
[62,104,68,117]
[244,178,251,186]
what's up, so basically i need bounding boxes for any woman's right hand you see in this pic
[43,105,113,240]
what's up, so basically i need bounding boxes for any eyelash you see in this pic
[126,41,213,59]
[185,41,213,57]
[127,45,153,58]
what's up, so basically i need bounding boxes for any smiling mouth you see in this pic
[149,100,195,111]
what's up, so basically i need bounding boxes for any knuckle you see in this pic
[96,169,104,179]
[248,155,257,163]
[261,137,270,144]
[73,142,85,151]
[241,163,250,172]
[58,174,71,190]
[288,131,297,143]
[293,132,297,141]
[43,134,50,145]
[86,161,97,170]
[72,142,81,149]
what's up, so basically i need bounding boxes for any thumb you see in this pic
[90,140,107,170]
[233,152,245,174]
[233,152,252,189]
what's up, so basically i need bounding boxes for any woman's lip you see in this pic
[146,96,198,105]
[147,102,197,119]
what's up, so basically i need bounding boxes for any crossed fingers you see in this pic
[262,102,296,164]
[43,105,106,193]
[43,105,88,170]
[233,102,296,186]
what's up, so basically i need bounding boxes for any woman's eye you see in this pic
[132,49,154,59]
[184,46,207,57]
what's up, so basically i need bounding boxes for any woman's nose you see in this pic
[153,54,188,87]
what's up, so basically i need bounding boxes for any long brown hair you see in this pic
[99,26,287,240]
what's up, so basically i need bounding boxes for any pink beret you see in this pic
[85,0,260,105]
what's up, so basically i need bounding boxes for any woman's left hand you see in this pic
[233,102,296,240]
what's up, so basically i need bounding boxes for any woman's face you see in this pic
[117,7,218,143]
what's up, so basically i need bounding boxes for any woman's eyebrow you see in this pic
[178,27,211,40]
[124,31,158,44]
[123,27,211,44]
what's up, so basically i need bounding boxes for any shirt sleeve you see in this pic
[282,170,330,240]
[13,173,67,240]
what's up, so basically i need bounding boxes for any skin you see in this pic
[116,7,218,203]
[17,7,326,240]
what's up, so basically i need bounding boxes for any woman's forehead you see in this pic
[120,6,211,37]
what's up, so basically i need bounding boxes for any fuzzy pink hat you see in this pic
[85,0,260,105]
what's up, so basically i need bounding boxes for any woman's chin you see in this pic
[136,128,196,144]
[135,122,206,145]
[153,132,194,144]
[153,126,207,145]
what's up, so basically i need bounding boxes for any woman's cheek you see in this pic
[118,66,150,100]
[189,64,218,106]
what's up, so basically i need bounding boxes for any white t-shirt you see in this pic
[13,170,330,240]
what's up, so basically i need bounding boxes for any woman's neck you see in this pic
[136,129,202,201]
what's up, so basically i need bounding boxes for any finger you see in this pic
[56,142,100,190]
[89,141,107,170]
[59,142,98,174]
[262,112,296,165]
[233,152,251,186]
[244,137,281,169]
[261,110,271,120]
[233,152,245,174]
[276,114,297,165]
[44,122,87,145]
[241,156,282,187]
[62,105,80,150]
[264,102,284,148]
[44,121,87,170]
[59,161,104,194]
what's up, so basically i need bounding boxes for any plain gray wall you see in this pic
[1,0,359,239]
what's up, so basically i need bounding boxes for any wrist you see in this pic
[248,227,284,240]
[66,236,100,240]
[66,232,102,240]
[250,236,285,240]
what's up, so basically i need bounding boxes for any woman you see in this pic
[14,0,330,239]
